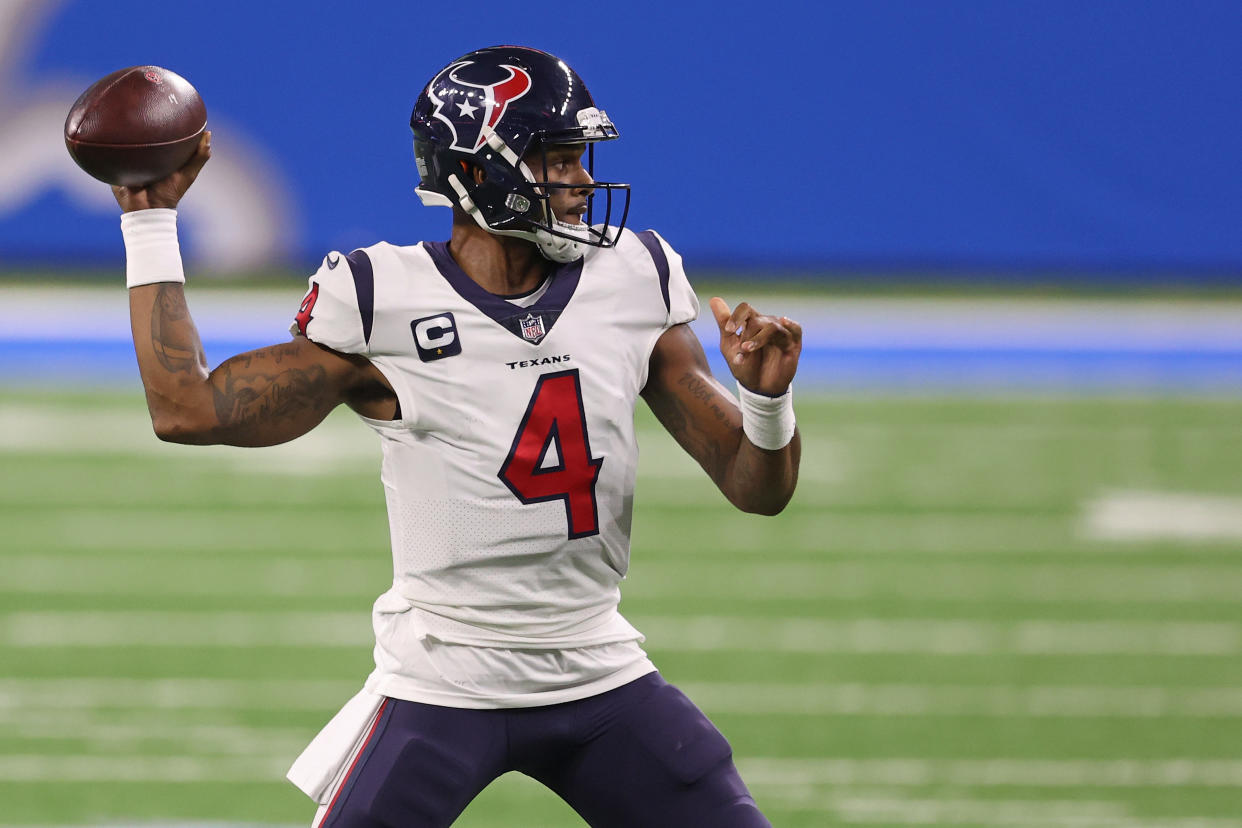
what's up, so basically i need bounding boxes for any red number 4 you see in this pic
[499,370,603,539]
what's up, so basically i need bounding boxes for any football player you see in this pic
[112,45,801,828]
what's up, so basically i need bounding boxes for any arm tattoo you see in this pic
[664,371,771,499]
[658,373,731,479]
[676,374,733,427]
[210,344,329,429]
[149,284,203,373]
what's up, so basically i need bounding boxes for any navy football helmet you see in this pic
[410,46,630,263]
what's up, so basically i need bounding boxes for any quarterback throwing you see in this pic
[112,46,801,828]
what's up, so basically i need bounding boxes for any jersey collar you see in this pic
[423,240,584,345]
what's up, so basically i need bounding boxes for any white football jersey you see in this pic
[292,227,697,707]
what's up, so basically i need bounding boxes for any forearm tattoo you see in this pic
[149,284,203,373]
[210,343,329,429]
[660,373,733,479]
[676,374,733,427]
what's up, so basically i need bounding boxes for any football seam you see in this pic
[67,66,145,140]
[65,123,207,149]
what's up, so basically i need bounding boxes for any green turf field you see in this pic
[2,390,1241,827]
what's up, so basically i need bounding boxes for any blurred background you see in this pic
[2,1,1241,826]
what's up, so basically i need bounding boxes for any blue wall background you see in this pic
[1,0,1239,280]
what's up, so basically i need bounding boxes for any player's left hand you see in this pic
[710,297,802,396]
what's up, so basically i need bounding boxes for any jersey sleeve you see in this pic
[289,251,372,355]
[635,229,699,328]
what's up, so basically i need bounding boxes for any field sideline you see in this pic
[2,388,1240,826]
[4,286,1242,392]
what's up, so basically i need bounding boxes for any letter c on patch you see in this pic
[411,312,463,362]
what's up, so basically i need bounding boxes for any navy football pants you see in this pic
[316,672,771,827]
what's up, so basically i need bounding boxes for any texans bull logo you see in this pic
[427,60,532,152]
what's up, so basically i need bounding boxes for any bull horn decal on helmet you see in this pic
[469,65,531,149]
[429,61,533,152]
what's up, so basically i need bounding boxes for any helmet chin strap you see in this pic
[446,172,587,264]
[533,220,588,263]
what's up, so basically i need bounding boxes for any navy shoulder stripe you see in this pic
[345,249,375,345]
[635,230,671,314]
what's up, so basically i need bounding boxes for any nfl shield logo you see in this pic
[519,312,547,343]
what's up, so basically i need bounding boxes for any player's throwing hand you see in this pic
[710,296,803,396]
[112,132,212,213]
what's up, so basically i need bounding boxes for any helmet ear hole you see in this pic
[459,160,486,185]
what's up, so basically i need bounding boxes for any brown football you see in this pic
[64,65,207,187]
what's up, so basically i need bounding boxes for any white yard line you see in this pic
[2,710,310,754]
[8,507,1083,555]
[10,556,1242,604]
[4,678,1241,719]
[2,612,1239,655]
[682,682,1242,718]
[629,561,1242,603]
[642,616,1242,656]
[1083,490,1242,543]
[6,808,1241,828]
[0,611,370,648]
[0,678,358,710]
[0,754,288,782]
[0,402,379,475]
[2,753,1240,790]
[776,793,1132,825]
[3,555,383,597]
[1,509,1081,557]
[737,757,1242,788]
[793,794,1242,827]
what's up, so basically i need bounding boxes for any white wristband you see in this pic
[737,382,796,451]
[120,208,185,288]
